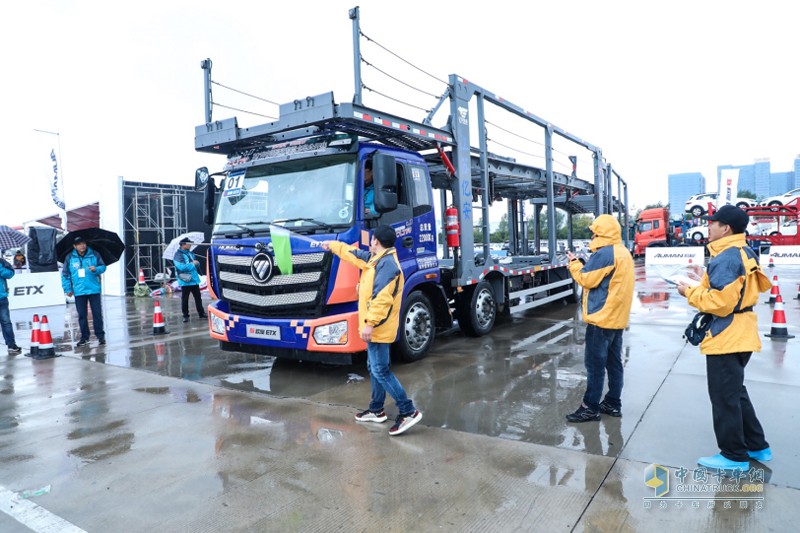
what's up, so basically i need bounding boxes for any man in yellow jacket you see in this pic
[678,205,772,471]
[322,225,423,436]
[566,214,634,422]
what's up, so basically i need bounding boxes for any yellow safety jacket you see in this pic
[568,214,635,329]
[328,242,404,343]
[685,234,772,354]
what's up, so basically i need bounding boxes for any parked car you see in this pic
[769,219,798,236]
[759,187,800,207]
[684,193,754,217]
[687,218,766,242]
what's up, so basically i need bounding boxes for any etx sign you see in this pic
[8,272,65,310]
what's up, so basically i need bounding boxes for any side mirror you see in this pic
[195,167,210,191]
[372,153,398,213]
[203,178,217,225]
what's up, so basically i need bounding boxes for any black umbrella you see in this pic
[56,227,125,266]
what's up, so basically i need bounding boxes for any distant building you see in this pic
[667,172,705,220]
[667,156,800,220]
[716,156,800,198]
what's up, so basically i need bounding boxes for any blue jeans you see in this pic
[367,342,415,415]
[0,297,16,347]
[582,324,624,412]
[75,293,105,341]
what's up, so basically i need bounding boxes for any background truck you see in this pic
[193,7,629,364]
[632,208,699,255]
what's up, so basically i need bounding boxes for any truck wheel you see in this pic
[457,281,496,337]
[393,291,435,362]
[691,206,704,218]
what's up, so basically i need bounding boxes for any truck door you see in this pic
[406,162,437,271]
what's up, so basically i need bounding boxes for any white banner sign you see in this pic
[645,246,705,265]
[719,168,740,207]
[761,245,800,266]
[7,272,65,310]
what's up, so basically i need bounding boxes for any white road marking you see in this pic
[0,486,86,533]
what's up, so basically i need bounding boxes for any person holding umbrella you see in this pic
[62,236,106,346]
[173,237,208,323]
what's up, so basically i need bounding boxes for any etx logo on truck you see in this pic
[251,252,275,284]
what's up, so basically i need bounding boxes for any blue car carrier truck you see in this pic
[193,7,629,364]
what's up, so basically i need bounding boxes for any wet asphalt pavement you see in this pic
[1,260,799,532]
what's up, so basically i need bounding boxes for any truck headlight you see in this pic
[313,321,348,345]
[210,314,226,335]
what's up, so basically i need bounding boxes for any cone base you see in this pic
[765,333,795,339]
[152,328,168,335]
[32,349,58,360]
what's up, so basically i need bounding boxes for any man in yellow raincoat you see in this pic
[566,214,634,422]
[322,225,423,436]
[678,204,773,471]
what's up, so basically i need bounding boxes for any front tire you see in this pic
[456,281,496,337]
[393,291,435,362]
[735,201,750,209]
[690,206,704,218]
[692,231,704,242]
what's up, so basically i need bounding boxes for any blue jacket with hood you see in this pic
[61,247,106,296]
[0,258,14,299]
[173,249,202,287]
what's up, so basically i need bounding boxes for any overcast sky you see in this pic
[3,1,798,227]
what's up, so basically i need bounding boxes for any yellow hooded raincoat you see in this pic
[684,234,772,355]
[328,242,404,343]
[568,214,634,330]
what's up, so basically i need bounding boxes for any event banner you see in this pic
[7,272,65,310]
[761,245,800,266]
[645,246,705,265]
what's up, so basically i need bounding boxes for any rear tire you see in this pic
[392,291,435,362]
[456,281,496,337]
[735,201,750,209]
[691,206,704,218]
[692,231,704,242]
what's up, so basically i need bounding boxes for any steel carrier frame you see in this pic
[195,6,629,317]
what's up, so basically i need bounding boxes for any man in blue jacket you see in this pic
[1,256,22,354]
[173,238,207,323]
[62,236,106,346]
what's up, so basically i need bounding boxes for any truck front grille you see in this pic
[216,252,331,318]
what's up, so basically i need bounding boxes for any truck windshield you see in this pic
[214,155,356,236]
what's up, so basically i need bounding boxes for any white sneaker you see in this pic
[355,409,387,423]
[389,410,422,436]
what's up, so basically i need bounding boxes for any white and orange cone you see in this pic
[765,275,780,305]
[152,300,168,335]
[28,314,40,357]
[138,269,146,284]
[35,315,57,359]
[768,255,775,268]
[765,295,795,340]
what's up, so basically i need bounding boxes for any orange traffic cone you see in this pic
[152,300,168,335]
[34,315,57,359]
[768,256,774,268]
[765,275,780,305]
[765,295,795,340]
[28,314,40,357]
[138,269,146,284]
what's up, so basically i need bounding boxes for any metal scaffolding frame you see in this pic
[123,182,192,291]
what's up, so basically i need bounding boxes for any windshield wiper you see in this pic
[215,221,271,238]
[272,218,334,232]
